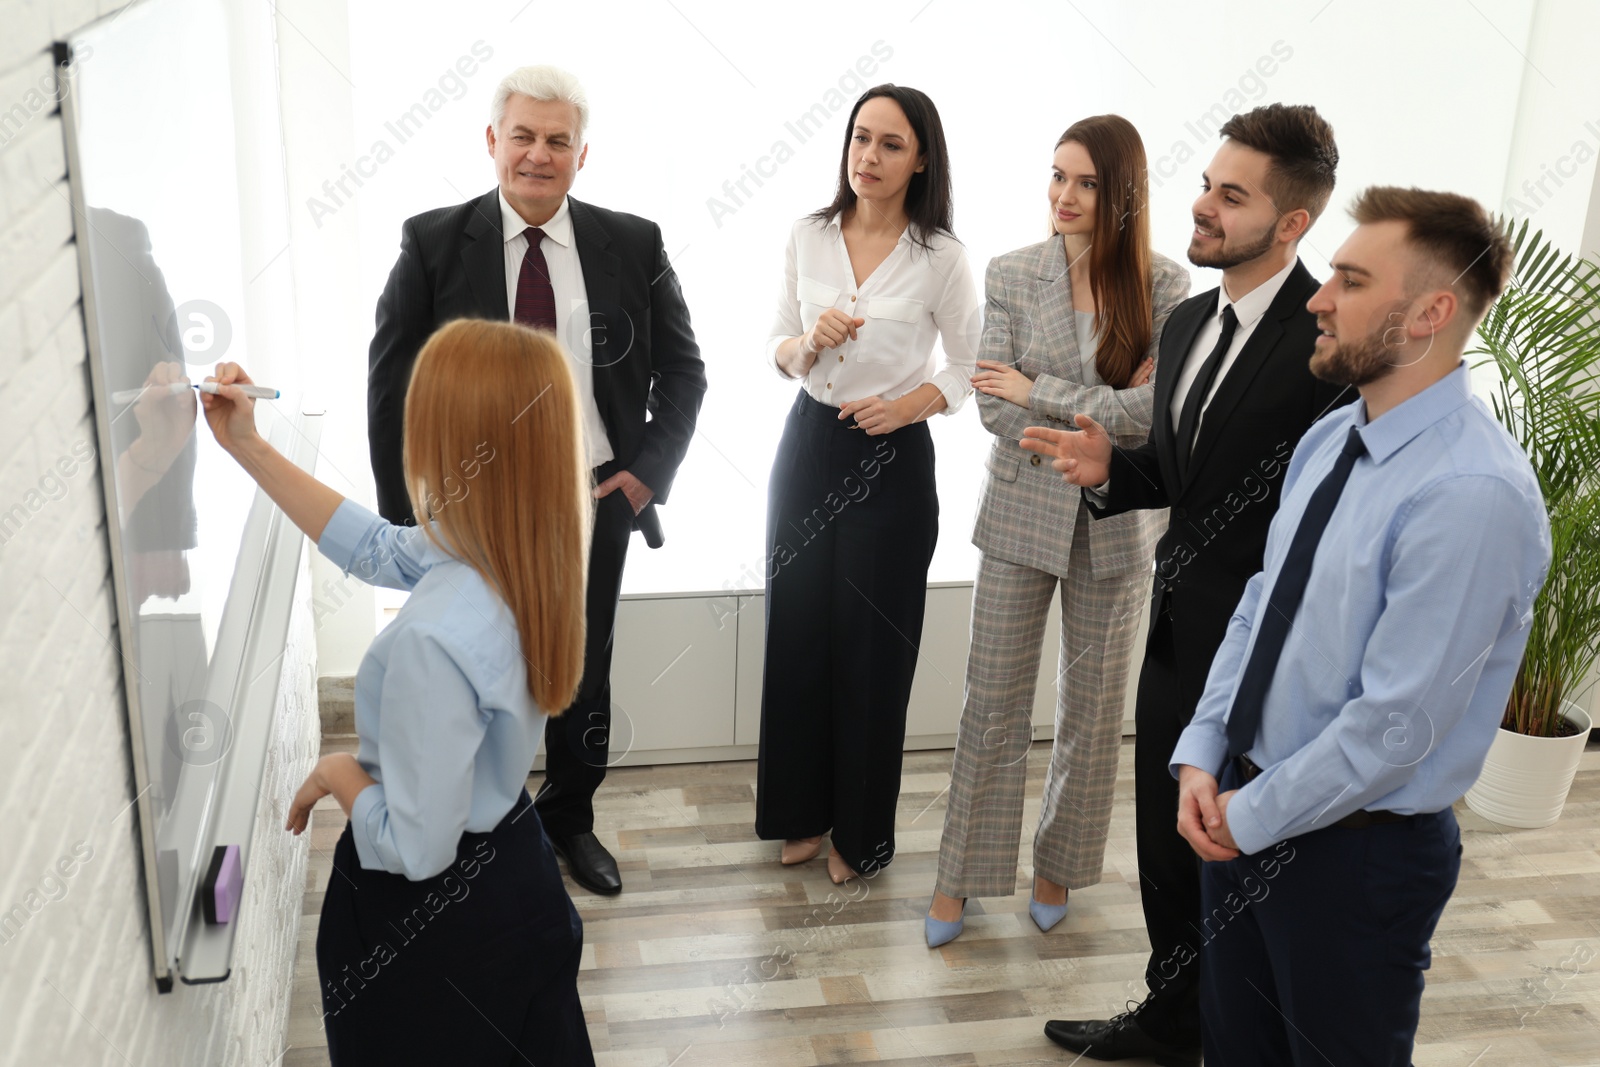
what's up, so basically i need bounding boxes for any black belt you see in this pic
[1234,756,1413,830]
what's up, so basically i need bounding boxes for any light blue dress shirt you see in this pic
[318,499,548,880]
[1171,362,1551,856]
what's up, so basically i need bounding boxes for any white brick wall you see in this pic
[0,5,319,1064]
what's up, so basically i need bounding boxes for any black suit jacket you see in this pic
[1087,259,1352,706]
[367,189,707,529]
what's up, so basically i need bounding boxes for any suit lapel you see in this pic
[568,197,622,419]
[461,189,508,320]
[1184,259,1314,482]
[1151,293,1212,489]
[1029,239,1082,379]
[1155,294,1211,429]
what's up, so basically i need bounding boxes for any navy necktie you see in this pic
[1225,425,1368,760]
[1175,304,1238,480]
[514,227,557,332]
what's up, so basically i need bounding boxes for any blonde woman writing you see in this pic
[201,320,594,1065]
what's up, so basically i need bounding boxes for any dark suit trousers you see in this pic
[1199,763,1461,1065]
[535,479,634,837]
[754,391,937,875]
[1131,593,1205,1043]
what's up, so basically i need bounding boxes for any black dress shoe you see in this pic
[1043,1002,1200,1066]
[547,831,622,895]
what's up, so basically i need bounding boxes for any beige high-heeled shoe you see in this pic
[781,836,825,865]
[826,850,859,884]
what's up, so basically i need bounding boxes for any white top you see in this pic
[764,214,979,413]
[1167,257,1297,449]
[1074,309,1099,383]
[500,192,614,469]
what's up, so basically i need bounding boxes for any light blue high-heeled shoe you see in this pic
[925,897,966,948]
[1029,896,1068,932]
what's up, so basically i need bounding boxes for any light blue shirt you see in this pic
[318,500,547,880]
[1171,362,1551,855]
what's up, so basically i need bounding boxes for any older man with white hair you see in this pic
[366,65,707,896]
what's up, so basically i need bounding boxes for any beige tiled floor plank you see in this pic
[281,741,1600,1064]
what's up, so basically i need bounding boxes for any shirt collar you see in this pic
[1348,360,1476,463]
[499,191,573,248]
[823,210,913,246]
[1216,257,1297,331]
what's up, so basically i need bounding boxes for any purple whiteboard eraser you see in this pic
[201,845,243,925]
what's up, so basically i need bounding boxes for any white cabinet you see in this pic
[590,581,1147,767]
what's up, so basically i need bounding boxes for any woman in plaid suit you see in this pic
[926,115,1189,946]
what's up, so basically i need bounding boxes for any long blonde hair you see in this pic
[403,320,589,713]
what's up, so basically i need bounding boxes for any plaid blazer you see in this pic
[971,240,1190,578]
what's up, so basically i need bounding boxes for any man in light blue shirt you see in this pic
[1170,187,1551,1065]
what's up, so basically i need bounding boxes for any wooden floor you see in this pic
[282,738,1600,1066]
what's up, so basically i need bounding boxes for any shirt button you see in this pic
[850,294,857,302]
[826,382,832,390]
[1030,454,1042,467]
[837,354,844,362]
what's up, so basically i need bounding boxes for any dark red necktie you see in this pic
[513,226,557,332]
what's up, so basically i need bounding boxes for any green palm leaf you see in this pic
[1467,221,1600,737]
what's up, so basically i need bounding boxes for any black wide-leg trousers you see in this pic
[754,391,938,875]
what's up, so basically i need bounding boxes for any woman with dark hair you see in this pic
[925,115,1190,945]
[755,84,979,884]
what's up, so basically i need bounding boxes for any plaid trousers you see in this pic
[936,510,1148,896]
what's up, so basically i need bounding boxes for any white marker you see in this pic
[112,382,281,404]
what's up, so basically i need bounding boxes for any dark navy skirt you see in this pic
[316,790,594,1065]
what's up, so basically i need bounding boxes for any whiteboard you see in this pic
[60,0,307,989]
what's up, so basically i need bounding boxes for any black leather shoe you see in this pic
[547,831,622,895]
[1043,1001,1200,1065]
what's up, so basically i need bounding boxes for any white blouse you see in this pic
[1075,309,1099,382]
[764,214,979,413]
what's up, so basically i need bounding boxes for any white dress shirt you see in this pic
[764,215,979,412]
[500,192,614,469]
[1088,258,1296,499]
[1167,257,1297,448]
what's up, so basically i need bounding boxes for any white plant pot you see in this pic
[1464,703,1593,828]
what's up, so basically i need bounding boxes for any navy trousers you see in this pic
[317,791,594,1066]
[754,390,938,875]
[1198,764,1462,1066]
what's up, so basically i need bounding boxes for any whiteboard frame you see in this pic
[59,28,316,990]
[57,34,176,991]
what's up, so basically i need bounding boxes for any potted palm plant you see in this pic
[1463,220,1600,829]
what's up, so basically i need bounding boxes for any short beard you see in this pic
[1310,326,1401,387]
[1188,219,1277,270]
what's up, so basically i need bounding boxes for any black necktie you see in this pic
[1175,304,1238,479]
[1225,426,1368,760]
